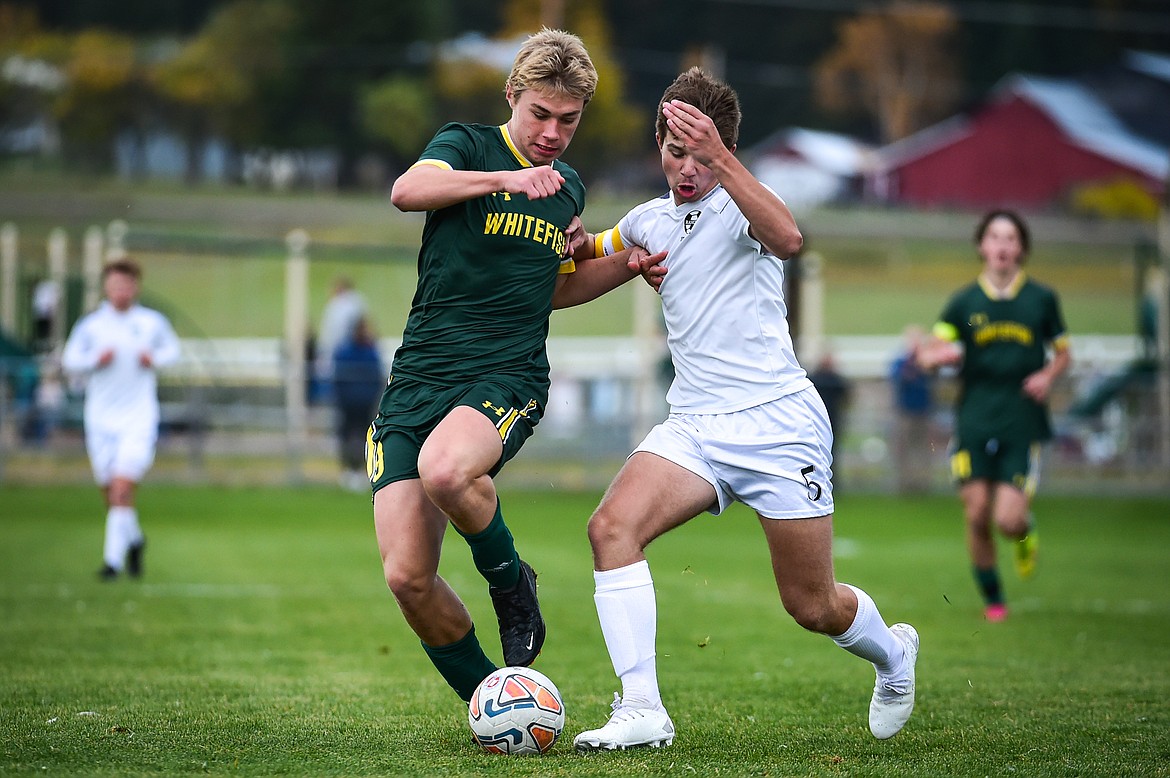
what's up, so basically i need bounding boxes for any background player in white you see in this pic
[62,259,181,580]
[570,68,919,750]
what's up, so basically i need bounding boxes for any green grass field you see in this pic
[2,485,1168,776]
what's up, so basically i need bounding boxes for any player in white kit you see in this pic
[62,259,181,581]
[570,68,919,750]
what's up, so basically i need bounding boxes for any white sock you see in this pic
[103,507,135,570]
[123,507,144,546]
[593,560,662,709]
[831,584,905,679]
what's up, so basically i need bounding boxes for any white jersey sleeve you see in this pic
[146,310,182,368]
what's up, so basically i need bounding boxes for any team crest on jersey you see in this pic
[684,209,701,234]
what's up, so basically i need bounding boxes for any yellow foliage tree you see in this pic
[150,0,295,179]
[52,29,138,168]
[152,1,294,139]
[815,1,961,143]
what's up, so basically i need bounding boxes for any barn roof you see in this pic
[1126,50,1170,83]
[1008,74,1168,180]
[746,126,875,176]
[879,72,1169,182]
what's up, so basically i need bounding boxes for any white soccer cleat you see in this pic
[869,622,919,740]
[574,693,675,751]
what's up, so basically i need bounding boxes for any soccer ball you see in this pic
[468,666,565,755]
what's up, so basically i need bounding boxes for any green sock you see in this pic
[422,627,497,702]
[974,566,1004,606]
[457,500,520,590]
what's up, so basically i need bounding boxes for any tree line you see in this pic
[3,0,1166,187]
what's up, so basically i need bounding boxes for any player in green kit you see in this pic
[367,28,666,703]
[920,210,1071,622]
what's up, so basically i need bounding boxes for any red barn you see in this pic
[875,74,1168,209]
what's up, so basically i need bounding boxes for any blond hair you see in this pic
[505,28,597,104]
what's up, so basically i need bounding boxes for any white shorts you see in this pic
[634,387,835,519]
[85,425,158,485]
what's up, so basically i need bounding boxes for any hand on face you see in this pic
[662,100,726,167]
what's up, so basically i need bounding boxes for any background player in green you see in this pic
[369,28,665,702]
[919,210,1072,622]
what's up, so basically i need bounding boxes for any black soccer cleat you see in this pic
[97,564,118,582]
[127,540,146,578]
[489,559,545,667]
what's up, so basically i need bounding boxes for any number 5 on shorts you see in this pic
[800,465,822,501]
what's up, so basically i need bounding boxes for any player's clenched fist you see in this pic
[505,166,566,200]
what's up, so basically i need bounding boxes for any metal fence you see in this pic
[2,335,1166,495]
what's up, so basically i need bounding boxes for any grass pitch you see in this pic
[2,485,1168,776]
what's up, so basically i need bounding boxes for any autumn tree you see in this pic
[150,0,296,182]
[54,29,141,171]
[359,75,435,178]
[815,1,961,143]
[0,6,67,153]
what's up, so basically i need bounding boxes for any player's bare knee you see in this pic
[587,509,634,554]
[418,460,469,508]
[383,565,432,606]
[996,513,1029,539]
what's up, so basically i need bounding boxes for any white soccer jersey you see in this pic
[61,301,181,433]
[596,185,810,413]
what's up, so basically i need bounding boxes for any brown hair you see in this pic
[656,67,741,150]
[102,258,142,280]
[505,28,597,104]
[974,209,1031,257]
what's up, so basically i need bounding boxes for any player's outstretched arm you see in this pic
[552,249,667,309]
[391,163,566,212]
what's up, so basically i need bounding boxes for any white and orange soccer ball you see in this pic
[468,666,565,755]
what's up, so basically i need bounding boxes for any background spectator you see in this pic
[331,316,384,491]
[889,325,934,493]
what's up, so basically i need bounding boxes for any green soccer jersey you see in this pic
[390,122,585,401]
[935,273,1068,442]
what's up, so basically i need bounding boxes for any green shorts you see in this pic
[365,374,544,494]
[949,433,1042,495]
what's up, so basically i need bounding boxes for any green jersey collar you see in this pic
[499,124,534,168]
[978,270,1027,301]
